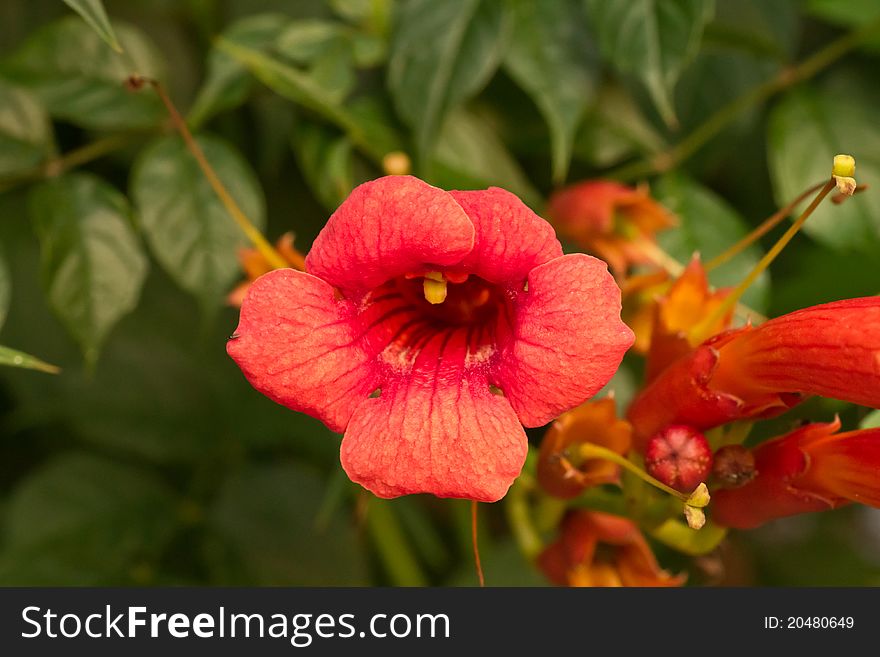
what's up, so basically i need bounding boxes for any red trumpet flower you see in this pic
[628,297,880,449]
[712,418,880,528]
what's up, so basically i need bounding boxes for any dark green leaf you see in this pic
[504,0,596,182]
[188,14,290,129]
[0,79,54,177]
[0,246,8,330]
[768,86,880,251]
[584,0,714,126]
[207,464,367,585]
[431,108,541,208]
[130,134,265,311]
[292,121,355,210]
[388,0,506,164]
[217,38,357,132]
[275,19,346,63]
[654,173,769,312]
[574,83,665,168]
[30,173,147,366]
[707,0,799,61]
[62,0,123,53]
[807,0,880,52]
[0,453,177,585]
[2,17,165,130]
[0,344,60,374]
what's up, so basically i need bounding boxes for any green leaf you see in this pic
[130,134,265,311]
[768,86,880,251]
[30,173,147,366]
[654,173,769,313]
[574,83,666,168]
[188,14,290,129]
[217,38,357,134]
[807,0,880,52]
[504,0,596,182]
[1,17,165,130]
[584,0,714,126]
[207,464,367,585]
[62,0,123,53]
[0,79,54,177]
[388,0,506,165]
[292,121,355,210]
[0,344,60,374]
[431,108,541,208]
[0,453,177,585]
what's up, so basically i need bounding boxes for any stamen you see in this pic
[423,271,448,305]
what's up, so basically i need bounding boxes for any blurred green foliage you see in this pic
[0,0,879,586]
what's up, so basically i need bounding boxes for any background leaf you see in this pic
[61,0,122,53]
[0,344,59,374]
[30,173,147,366]
[0,453,177,585]
[188,14,290,129]
[206,463,368,585]
[387,0,506,165]
[130,134,265,311]
[768,85,880,251]
[1,17,165,130]
[504,0,595,182]
[584,0,714,126]
[0,79,54,177]
[654,172,769,312]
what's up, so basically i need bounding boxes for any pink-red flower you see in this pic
[228,176,633,501]
[712,419,880,528]
[546,180,675,276]
[628,297,880,449]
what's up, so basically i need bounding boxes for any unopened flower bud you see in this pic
[645,425,713,492]
[712,444,756,489]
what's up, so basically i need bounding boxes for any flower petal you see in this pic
[306,176,475,295]
[449,188,562,285]
[227,269,377,432]
[496,253,634,427]
[340,368,528,502]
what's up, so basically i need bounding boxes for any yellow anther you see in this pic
[833,154,855,178]
[833,154,857,196]
[383,151,412,176]
[423,272,447,304]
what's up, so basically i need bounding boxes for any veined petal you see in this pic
[496,254,634,427]
[306,176,475,296]
[340,367,527,502]
[449,188,562,285]
[227,269,377,432]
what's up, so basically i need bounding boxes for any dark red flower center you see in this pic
[357,273,514,378]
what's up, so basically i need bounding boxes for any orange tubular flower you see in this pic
[227,232,307,306]
[620,269,670,354]
[537,510,685,587]
[547,180,675,276]
[628,297,880,449]
[645,257,732,382]
[537,398,632,499]
[712,419,880,529]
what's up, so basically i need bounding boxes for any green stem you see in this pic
[690,179,835,343]
[608,18,880,182]
[504,474,544,561]
[0,130,152,195]
[365,498,427,586]
[578,443,691,503]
